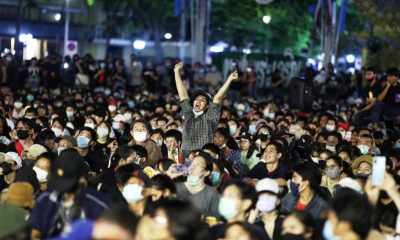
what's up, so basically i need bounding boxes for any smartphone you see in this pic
[372,156,386,186]
[344,131,352,142]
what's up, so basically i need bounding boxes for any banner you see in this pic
[212,52,305,94]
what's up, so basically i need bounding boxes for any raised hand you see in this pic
[174,62,183,72]
[228,71,238,81]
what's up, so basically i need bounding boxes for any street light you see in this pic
[262,15,271,24]
[133,40,146,50]
[164,33,172,40]
[54,13,62,21]
[346,54,355,63]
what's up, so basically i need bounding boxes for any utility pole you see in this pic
[64,0,70,56]
[179,0,186,61]
[194,0,207,64]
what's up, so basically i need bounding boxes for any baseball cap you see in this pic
[48,148,88,193]
[27,144,48,159]
[256,178,279,195]
[238,132,254,142]
[56,135,77,147]
[5,152,22,168]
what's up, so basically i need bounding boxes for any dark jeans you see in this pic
[353,108,373,127]
[370,101,400,123]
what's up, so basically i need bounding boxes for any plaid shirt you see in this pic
[179,98,221,153]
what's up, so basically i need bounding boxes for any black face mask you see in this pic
[24,159,36,168]
[318,160,326,169]
[17,129,30,140]
[259,134,269,141]
[0,162,13,175]
[281,233,305,240]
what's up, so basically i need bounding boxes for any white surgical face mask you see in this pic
[51,127,63,137]
[218,197,239,220]
[326,145,336,153]
[84,123,95,129]
[193,110,204,116]
[326,125,335,132]
[132,131,147,142]
[124,113,133,121]
[311,156,320,164]
[112,122,120,130]
[33,166,48,183]
[66,111,74,118]
[122,184,144,204]
[97,127,109,137]
[357,144,369,155]
[14,102,23,109]
[108,105,117,112]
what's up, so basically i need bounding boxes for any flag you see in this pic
[313,0,333,35]
[174,0,182,17]
[338,0,347,33]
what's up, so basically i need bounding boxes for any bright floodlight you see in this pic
[263,15,271,24]
[63,63,69,69]
[209,46,224,53]
[133,40,146,50]
[346,54,355,63]
[243,48,251,54]
[164,33,172,39]
[54,13,61,21]
[307,58,316,66]
[19,33,33,43]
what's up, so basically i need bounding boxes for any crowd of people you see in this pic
[0,51,399,240]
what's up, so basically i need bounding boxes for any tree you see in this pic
[131,0,174,63]
[209,0,315,54]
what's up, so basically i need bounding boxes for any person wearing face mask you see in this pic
[8,118,35,156]
[55,135,77,156]
[281,162,328,220]
[76,127,106,174]
[51,117,70,138]
[83,116,97,130]
[209,180,267,240]
[94,121,114,164]
[115,163,153,216]
[351,155,372,179]
[0,152,22,192]
[324,118,337,133]
[325,131,341,154]
[357,134,375,155]
[12,101,24,120]
[320,157,345,194]
[165,129,183,164]
[32,153,53,193]
[253,178,285,240]
[128,120,162,167]
[239,133,260,173]
[281,211,315,240]
[174,152,220,218]
[149,129,166,155]
[174,62,238,157]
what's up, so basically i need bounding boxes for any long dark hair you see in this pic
[245,142,257,160]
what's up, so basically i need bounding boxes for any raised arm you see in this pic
[213,71,238,104]
[174,62,189,101]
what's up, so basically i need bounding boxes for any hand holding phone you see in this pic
[372,156,386,186]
